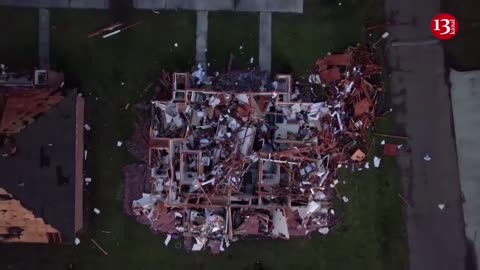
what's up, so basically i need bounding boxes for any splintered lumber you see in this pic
[91,239,109,255]
[374,133,408,140]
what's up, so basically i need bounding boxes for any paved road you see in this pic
[259,12,272,72]
[38,8,49,69]
[450,69,480,270]
[0,0,108,9]
[134,0,303,13]
[386,0,468,269]
[195,11,208,65]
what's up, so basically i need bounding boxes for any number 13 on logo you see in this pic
[430,13,458,40]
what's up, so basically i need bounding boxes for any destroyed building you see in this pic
[0,67,84,243]
[124,44,383,253]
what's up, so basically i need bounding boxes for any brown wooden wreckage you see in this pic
[124,44,384,253]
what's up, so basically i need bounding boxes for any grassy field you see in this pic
[0,1,409,270]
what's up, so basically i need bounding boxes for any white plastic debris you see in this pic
[373,156,381,168]
[338,2,342,5]
[48,143,53,147]
[85,177,92,183]
[84,124,91,131]
[319,227,330,234]
[117,141,123,147]
[239,45,243,50]
[249,57,254,64]
[93,208,101,214]
[342,196,349,203]
[121,82,125,86]
[438,204,445,210]
[220,240,225,252]
[333,179,339,185]
[380,140,385,145]
[75,238,80,245]
[397,144,403,149]
[364,162,370,169]
[174,43,178,47]
[192,243,203,251]
[164,234,172,246]
[424,154,431,161]
[382,32,390,39]
[84,150,88,160]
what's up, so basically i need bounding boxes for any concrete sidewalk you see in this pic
[134,0,303,13]
[0,0,108,9]
[386,0,468,269]
[259,12,272,72]
[195,11,208,64]
[450,69,480,270]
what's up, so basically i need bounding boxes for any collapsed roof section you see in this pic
[125,44,383,253]
[0,68,66,135]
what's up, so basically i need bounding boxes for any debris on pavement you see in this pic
[438,204,445,210]
[424,154,432,161]
[123,44,385,253]
[117,141,123,147]
[84,124,91,131]
[93,208,101,215]
[75,238,81,245]
[398,194,411,207]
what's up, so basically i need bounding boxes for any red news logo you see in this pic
[430,13,458,40]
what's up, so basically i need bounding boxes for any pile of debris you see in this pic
[124,44,383,253]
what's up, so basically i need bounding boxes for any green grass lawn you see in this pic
[0,8,37,69]
[0,1,408,270]
[208,12,259,71]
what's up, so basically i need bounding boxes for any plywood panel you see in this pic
[0,188,60,243]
